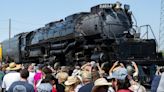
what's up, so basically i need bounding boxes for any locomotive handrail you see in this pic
[131,13,138,26]
[139,25,158,46]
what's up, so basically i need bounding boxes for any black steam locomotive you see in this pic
[1,2,163,65]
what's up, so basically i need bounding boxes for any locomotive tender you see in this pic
[1,2,162,65]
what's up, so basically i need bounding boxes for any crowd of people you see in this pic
[0,60,163,92]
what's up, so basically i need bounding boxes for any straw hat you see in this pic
[94,78,112,86]
[6,62,21,71]
[65,76,77,86]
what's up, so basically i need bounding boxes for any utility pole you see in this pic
[159,0,164,51]
[9,18,11,48]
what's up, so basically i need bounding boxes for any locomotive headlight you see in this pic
[124,4,130,11]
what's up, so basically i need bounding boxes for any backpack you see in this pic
[13,85,27,92]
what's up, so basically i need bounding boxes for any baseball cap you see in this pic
[107,67,128,80]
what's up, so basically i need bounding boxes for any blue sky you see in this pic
[0,0,161,44]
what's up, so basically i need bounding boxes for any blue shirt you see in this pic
[151,75,161,92]
[8,81,34,92]
[78,82,94,92]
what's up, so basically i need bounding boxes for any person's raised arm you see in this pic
[81,62,92,72]
[96,63,105,77]
[155,66,161,75]
[131,61,138,77]
[109,61,119,75]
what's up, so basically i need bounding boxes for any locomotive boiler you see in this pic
[1,2,163,65]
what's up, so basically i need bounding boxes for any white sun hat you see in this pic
[65,76,77,86]
[94,78,112,86]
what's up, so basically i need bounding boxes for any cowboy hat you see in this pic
[94,78,112,86]
[65,76,77,86]
[6,62,21,71]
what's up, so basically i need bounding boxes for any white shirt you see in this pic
[108,87,115,92]
[157,72,164,92]
[27,72,35,86]
[75,84,83,92]
[2,72,20,91]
